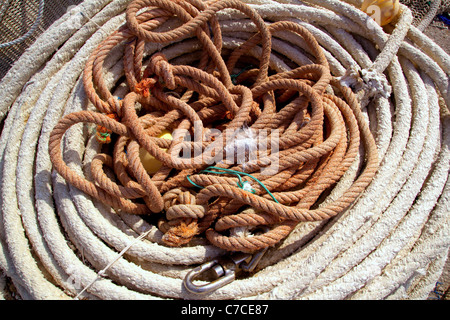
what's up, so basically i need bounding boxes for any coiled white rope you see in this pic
[0,0,449,300]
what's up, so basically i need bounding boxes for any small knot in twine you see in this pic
[96,113,119,144]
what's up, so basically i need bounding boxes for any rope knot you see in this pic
[96,113,119,144]
[159,188,204,246]
[148,53,176,90]
[338,66,392,100]
[134,77,158,98]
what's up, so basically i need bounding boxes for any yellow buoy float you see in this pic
[361,0,400,26]
[139,130,173,174]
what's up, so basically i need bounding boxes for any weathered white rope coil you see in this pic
[0,0,449,300]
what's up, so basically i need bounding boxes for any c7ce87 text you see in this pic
[181,303,269,317]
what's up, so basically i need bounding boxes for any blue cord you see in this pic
[437,14,450,26]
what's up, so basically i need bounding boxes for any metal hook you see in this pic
[240,246,268,272]
[183,248,268,294]
[183,259,235,294]
[183,227,270,294]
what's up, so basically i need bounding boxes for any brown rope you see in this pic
[48,0,379,254]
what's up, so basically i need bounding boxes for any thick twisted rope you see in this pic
[0,0,449,300]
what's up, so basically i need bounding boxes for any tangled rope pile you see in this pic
[49,0,380,255]
[0,0,449,300]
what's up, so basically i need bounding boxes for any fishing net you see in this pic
[0,0,83,79]
[400,0,450,28]
[401,0,450,18]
